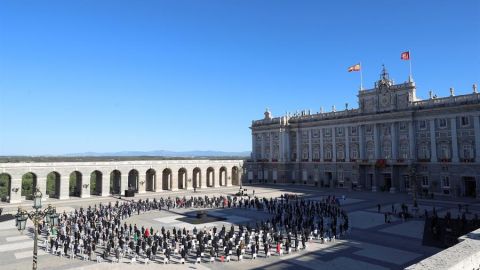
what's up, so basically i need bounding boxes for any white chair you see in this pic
[252,253,257,259]
[226,255,231,262]
[180,258,185,264]
[96,256,103,263]
[144,257,149,265]
[210,256,215,263]
[130,256,136,264]
[196,257,201,264]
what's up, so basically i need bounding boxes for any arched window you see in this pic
[439,143,450,160]
[350,144,359,160]
[462,143,473,159]
[418,143,430,159]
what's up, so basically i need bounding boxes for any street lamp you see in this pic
[409,165,418,207]
[15,188,58,270]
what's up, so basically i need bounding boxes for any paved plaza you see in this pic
[0,185,479,270]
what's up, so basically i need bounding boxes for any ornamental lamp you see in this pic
[33,189,42,209]
[15,211,27,232]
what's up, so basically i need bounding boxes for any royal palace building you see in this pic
[246,67,480,198]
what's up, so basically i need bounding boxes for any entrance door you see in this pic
[464,177,476,198]
[384,174,392,191]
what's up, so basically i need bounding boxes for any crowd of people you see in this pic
[38,193,349,264]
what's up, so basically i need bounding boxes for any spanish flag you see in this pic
[348,63,361,72]
[401,51,410,60]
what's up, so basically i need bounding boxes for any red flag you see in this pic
[401,51,410,60]
[348,63,361,72]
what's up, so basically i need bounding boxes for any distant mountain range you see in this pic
[63,150,251,157]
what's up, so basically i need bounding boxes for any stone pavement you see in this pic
[0,184,478,270]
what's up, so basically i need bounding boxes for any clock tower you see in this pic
[358,65,417,114]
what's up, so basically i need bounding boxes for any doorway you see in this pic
[464,177,476,198]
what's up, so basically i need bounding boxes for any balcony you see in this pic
[336,159,345,162]
[417,158,431,163]
[301,159,309,162]
[461,158,475,163]
[439,158,452,163]
[312,158,321,162]
[324,159,332,162]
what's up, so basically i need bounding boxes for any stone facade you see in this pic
[0,159,244,203]
[246,67,480,198]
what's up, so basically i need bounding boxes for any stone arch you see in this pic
[90,170,102,195]
[146,169,156,192]
[46,171,61,199]
[232,166,240,186]
[110,170,122,195]
[219,167,227,186]
[22,172,37,200]
[206,167,215,187]
[178,168,187,190]
[128,169,139,192]
[0,173,11,202]
[162,168,172,190]
[193,167,201,188]
[69,171,82,197]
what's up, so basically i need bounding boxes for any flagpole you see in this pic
[360,62,363,90]
[408,50,413,82]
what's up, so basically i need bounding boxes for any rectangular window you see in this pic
[442,176,450,188]
[366,125,372,134]
[337,171,344,182]
[439,119,447,128]
[338,127,343,136]
[403,175,410,189]
[351,126,357,135]
[399,122,407,131]
[422,176,429,187]
[461,116,470,127]
[419,120,426,130]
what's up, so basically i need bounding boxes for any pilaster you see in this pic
[430,119,437,162]
[473,115,480,162]
[308,129,313,162]
[345,127,350,162]
[451,118,459,162]
[138,173,146,194]
[359,125,365,159]
[296,129,301,162]
[409,121,416,160]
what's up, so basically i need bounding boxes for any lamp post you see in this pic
[15,188,58,270]
[409,165,418,207]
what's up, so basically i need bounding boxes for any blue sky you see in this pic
[0,0,479,155]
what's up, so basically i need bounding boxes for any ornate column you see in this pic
[392,122,398,160]
[260,133,265,160]
[359,125,365,159]
[409,121,416,161]
[319,128,324,162]
[430,119,437,162]
[296,129,301,162]
[251,132,256,161]
[451,118,459,162]
[269,132,274,162]
[474,115,480,162]
[284,130,291,162]
[374,124,381,159]
[332,128,337,161]
[308,129,313,162]
[345,127,350,162]
[279,130,284,162]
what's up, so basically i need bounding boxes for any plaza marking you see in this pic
[0,241,33,252]
[14,250,47,260]
[6,235,30,242]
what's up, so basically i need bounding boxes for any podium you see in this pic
[124,190,135,197]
